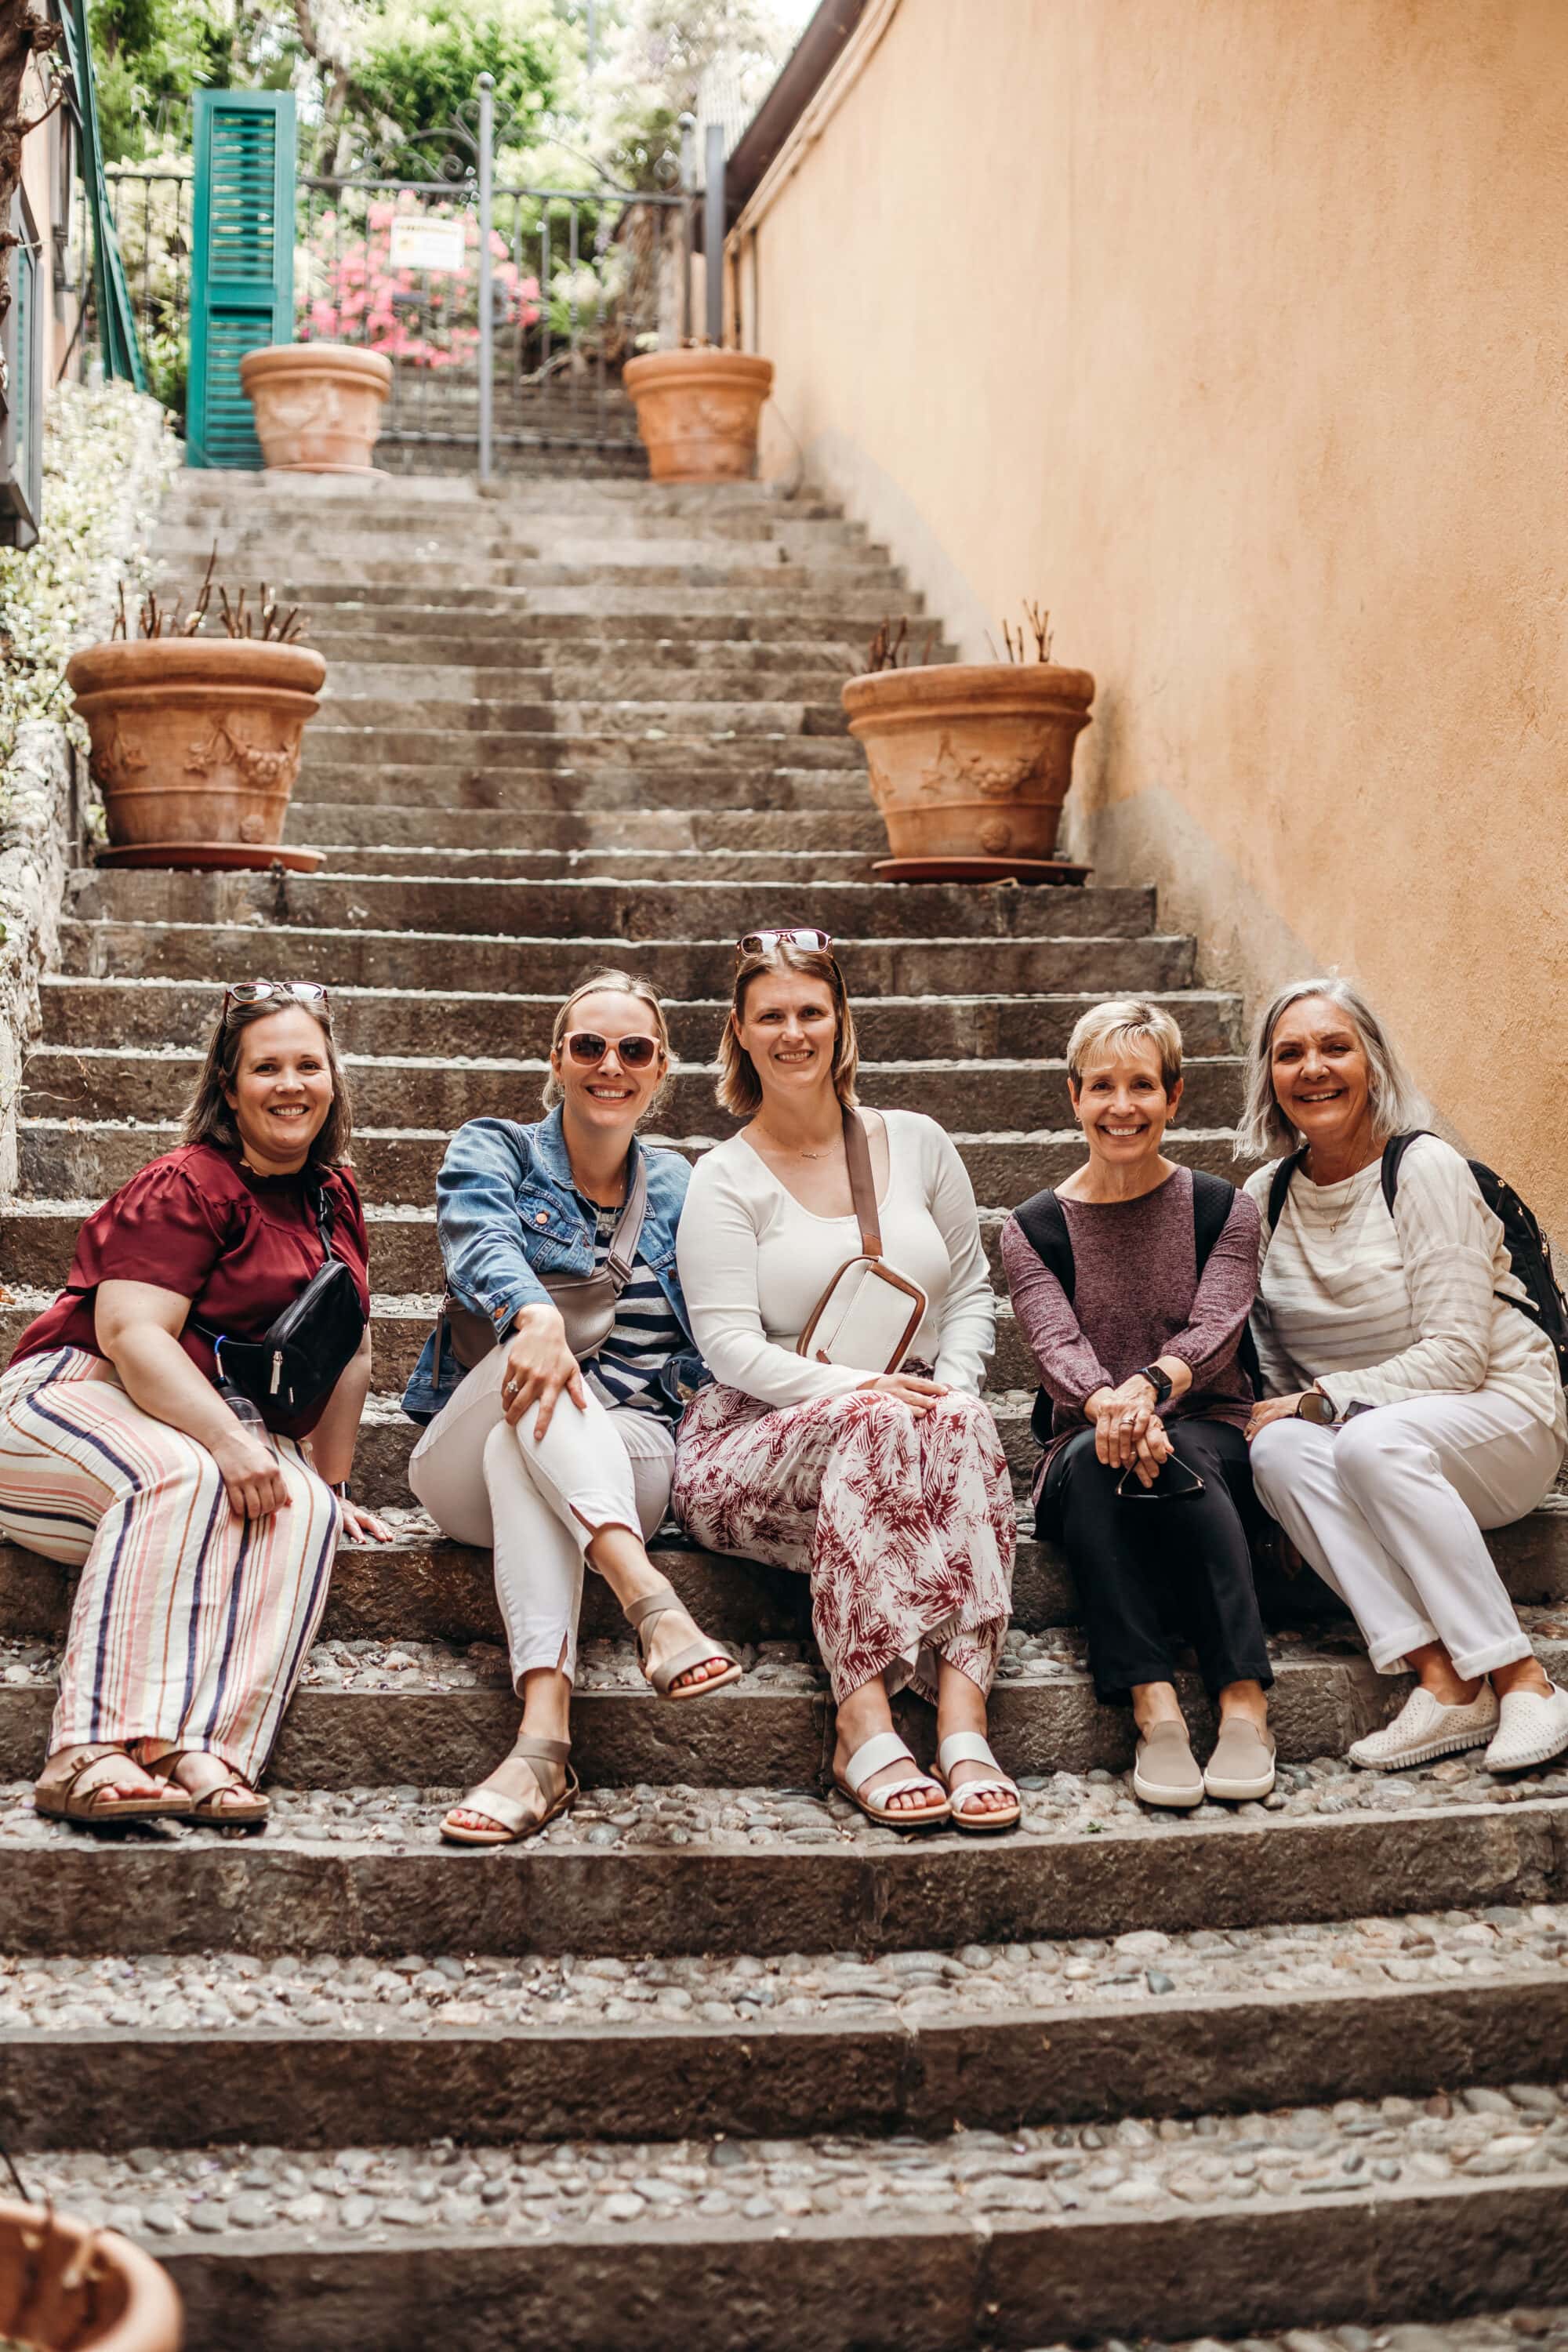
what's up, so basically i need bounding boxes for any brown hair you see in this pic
[717,940,860,1119]
[180,993,353,1166]
[543,969,673,1118]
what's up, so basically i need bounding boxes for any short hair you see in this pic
[1065,997,1184,1094]
[543,969,672,1117]
[717,940,860,1119]
[1236,975,1432,1160]
[180,993,352,1167]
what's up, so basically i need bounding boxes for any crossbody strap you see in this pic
[601,1150,650,1290]
[193,1171,340,1351]
[841,1108,882,1258]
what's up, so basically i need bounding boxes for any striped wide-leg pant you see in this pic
[0,1348,342,1780]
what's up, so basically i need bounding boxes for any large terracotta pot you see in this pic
[238,343,392,474]
[0,2196,182,2350]
[842,662,1096,880]
[622,350,774,482]
[66,638,328,873]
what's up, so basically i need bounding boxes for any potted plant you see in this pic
[239,343,393,474]
[622,343,775,482]
[1,2191,182,2350]
[842,605,1095,883]
[66,557,326,873]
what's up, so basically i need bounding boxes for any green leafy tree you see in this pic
[353,0,564,152]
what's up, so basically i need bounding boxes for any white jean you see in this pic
[407,1348,674,1688]
[1249,1389,1562,1681]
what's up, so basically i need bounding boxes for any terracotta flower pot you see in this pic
[66,637,328,873]
[622,350,775,483]
[0,2196,182,2350]
[842,662,1095,879]
[238,343,392,475]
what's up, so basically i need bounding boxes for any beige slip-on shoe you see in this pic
[1203,1717,1276,1802]
[1132,1719,1204,1809]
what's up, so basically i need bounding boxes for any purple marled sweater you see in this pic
[1001,1167,1260,1476]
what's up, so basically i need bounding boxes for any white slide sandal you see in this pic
[833,1730,951,1830]
[935,1731,1022,1833]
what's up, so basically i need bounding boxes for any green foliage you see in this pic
[89,0,227,163]
[354,0,565,153]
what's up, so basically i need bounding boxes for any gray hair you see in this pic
[1236,975,1431,1160]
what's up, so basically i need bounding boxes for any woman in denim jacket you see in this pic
[404,970,739,1846]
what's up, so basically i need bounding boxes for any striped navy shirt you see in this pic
[583,1200,684,1417]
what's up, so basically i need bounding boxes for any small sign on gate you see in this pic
[388,216,466,272]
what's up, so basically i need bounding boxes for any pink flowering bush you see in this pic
[302,194,541,368]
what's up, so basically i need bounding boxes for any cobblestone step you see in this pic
[2,1913,1566,2153]
[10,2093,1568,2350]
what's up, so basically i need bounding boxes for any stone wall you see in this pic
[731,0,1568,1229]
[0,388,176,1193]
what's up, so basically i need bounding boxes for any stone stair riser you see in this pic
[282,810,890,851]
[2,1976,1563,2158]
[304,638,899,673]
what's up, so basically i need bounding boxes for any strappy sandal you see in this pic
[833,1730,951,1831]
[441,1735,579,1848]
[33,1745,195,1827]
[624,1580,743,1700]
[143,1752,270,1828]
[935,1731,1022,1834]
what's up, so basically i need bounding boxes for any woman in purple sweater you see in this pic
[1002,999,1273,1808]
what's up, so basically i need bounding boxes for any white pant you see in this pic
[407,1348,674,1687]
[1249,1390,1561,1680]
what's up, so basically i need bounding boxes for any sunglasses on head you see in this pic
[735,928,836,961]
[224,981,330,1014]
[562,1029,662,1070]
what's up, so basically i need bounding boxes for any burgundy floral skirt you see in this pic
[673,1377,1016,1705]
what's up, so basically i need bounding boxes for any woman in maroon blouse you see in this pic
[1002,998,1273,1811]
[0,983,387,1828]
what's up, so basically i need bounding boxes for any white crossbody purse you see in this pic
[795,1109,929,1374]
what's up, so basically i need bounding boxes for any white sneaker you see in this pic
[1348,1682,1499,1772]
[1483,1681,1568,1773]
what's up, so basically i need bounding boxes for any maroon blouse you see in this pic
[10,1143,370,1438]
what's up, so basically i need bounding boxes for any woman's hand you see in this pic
[1245,1392,1314,1440]
[339,1501,394,1544]
[1087,1376,1166,1469]
[503,1303,588,1439]
[209,1426,292,1521]
[857,1371,949,1417]
[1124,1412,1174,1486]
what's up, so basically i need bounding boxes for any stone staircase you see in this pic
[1,466,1567,2349]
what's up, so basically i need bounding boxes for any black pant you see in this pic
[1038,1417,1272,1706]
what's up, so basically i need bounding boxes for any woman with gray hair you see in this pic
[1242,978,1568,1774]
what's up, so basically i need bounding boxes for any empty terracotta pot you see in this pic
[0,2196,183,2350]
[239,343,392,474]
[67,637,328,872]
[622,350,774,482]
[843,662,1095,869]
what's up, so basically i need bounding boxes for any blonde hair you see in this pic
[1066,997,1185,1094]
[1236,975,1431,1160]
[717,940,860,1119]
[543,970,672,1118]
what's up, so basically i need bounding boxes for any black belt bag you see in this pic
[193,1183,366,1417]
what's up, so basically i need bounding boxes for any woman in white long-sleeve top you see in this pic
[673,930,1018,1832]
[1242,977,1568,1776]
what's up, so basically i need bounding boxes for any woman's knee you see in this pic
[1247,1417,1312,1501]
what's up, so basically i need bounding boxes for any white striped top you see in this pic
[583,1201,684,1417]
[1245,1136,1566,1443]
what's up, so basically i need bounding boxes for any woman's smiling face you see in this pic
[1069,1038,1179,1169]
[223,1006,335,1174]
[1268,994,1374,1152]
[733,970,840,1107]
[551,988,667,1141]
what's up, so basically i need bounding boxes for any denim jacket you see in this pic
[401,1109,708,1424]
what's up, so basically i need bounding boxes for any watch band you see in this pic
[332,1479,353,1502]
[1136,1363,1174,1405]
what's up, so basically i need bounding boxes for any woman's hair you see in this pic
[1236,975,1431,1159]
[542,968,673,1118]
[1065,996,1184,1094]
[180,992,352,1166]
[717,938,860,1119]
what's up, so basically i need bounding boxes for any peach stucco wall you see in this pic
[737,0,1568,1226]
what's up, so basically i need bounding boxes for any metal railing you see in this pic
[102,164,193,414]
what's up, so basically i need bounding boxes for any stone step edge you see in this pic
[19,2168,1568,2352]
[0,1789,1563,1958]
[1,1970,1564,2155]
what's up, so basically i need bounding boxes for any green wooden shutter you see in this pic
[63,0,147,390]
[188,90,296,470]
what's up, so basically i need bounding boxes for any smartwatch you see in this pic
[332,1479,353,1502]
[1135,1363,1174,1406]
[1294,1390,1337,1426]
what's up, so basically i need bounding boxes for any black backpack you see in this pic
[1012,1169,1250,1445]
[1264,1131,1568,1393]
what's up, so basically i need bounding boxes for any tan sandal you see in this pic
[625,1580,742,1700]
[142,1750,270,1828]
[33,1745,195,1827]
[935,1731,1022,1833]
[441,1735,579,1847]
[833,1731,951,1830]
